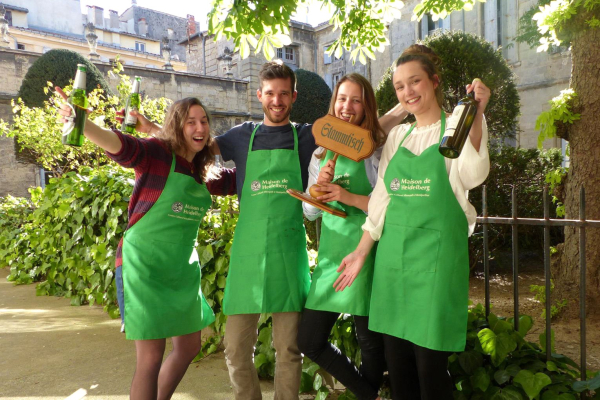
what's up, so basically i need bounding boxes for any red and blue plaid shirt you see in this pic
[106,130,236,269]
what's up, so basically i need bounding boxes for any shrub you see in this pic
[468,146,564,269]
[375,30,520,140]
[18,49,112,107]
[291,69,332,125]
[2,165,133,317]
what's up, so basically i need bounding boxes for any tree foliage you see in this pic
[208,0,404,64]
[18,49,112,107]
[375,31,520,140]
[0,63,170,177]
[290,69,331,125]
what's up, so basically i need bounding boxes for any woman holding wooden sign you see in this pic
[297,73,406,400]
[334,45,491,400]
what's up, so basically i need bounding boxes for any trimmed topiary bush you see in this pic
[291,69,332,125]
[18,49,111,107]
[375,30,520,140]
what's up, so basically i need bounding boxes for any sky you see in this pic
[79,0,332,32]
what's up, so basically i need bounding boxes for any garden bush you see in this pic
[375,30,520,140]
[468,146,564,270]
[291,68,332,125]
[18,49,112,107]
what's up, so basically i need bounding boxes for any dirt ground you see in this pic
[469,267,600,372]
[2,263,598,400]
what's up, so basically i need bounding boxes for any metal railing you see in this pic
[478,185,600,396]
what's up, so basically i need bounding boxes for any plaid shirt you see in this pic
[106,130,236,268]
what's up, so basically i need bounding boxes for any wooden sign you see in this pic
[312,115,375,162]
[287,189,347,218]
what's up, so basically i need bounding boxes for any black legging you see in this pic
[383,334,453,400]
[297,308,385,400]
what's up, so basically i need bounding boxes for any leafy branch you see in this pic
[535,88,580,148]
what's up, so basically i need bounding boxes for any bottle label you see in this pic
[124,107,138,125]
[74,70,86,90]
[443,105,464,137]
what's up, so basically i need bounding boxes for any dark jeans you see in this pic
[383,334,453,400]
[115,267,125,332]
[297,308,385,400]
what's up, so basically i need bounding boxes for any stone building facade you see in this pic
[0,48,249,197]
[188,0,571,150]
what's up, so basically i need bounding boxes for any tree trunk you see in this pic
[554,11,600,313]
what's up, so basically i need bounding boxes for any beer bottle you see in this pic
[61,64,88,147]
[123,76,142,134]
[439,91,478,159]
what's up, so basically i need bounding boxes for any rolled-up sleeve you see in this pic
[456,115,490,190]
[105,130,149,171]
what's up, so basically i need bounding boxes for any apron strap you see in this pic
[169,152,176,173]
[248,123,299,152]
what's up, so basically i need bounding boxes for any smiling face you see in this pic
[392,60,439,118]
[182,105,210,160]
[334,81,365,126]
[257,77,297,126]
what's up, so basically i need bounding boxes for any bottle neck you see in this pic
[131,79,141,94]
[74,70,86,90]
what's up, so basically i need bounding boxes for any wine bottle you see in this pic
[123,76,142,134]
[61,64,88,147]
[439,91,478,159]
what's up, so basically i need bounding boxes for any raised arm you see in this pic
[378,103,409,134]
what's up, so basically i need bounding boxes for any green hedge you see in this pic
[291,69,332,125]
[18,49,112,107]
[375,31,520,140]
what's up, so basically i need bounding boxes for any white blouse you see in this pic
[362,116,490,239]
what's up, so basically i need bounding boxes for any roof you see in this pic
[0,2,29,13]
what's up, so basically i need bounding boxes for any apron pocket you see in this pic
[379,223,440,273]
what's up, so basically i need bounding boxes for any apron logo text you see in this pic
[391,177,432,196]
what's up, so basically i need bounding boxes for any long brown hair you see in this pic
[317,73,385,159]
[154,97,217,181]
[392,44,443,108]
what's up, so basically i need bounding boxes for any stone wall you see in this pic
[0,48,253,197]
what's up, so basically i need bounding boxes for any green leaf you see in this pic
[459,351,484,374]
[490,387,525,400]
[513,370,552,399]
[572,372,600,392]
[478,328,518,366]
[495,369,512,385]
[315,386,329,400]
[313,373,323,390]
[470,367,490,392]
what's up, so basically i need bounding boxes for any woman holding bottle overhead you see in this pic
[334,45,491,400]
[297,73,407,400]
[57,89,235,400]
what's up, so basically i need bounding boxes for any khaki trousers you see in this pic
[224,312,302,400]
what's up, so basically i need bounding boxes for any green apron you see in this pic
[223,124,311,315]
[305,150,376,316]
[122,154,215,340]
[369,112,470,352]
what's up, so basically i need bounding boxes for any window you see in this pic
[324,46,332,65]
[483,0,517,62]
[421,14,450,38]
[135,42,146,52]
[5,10,12,27]
[17,43,25,50]
[333,72,343,87]
[276,46,295,62]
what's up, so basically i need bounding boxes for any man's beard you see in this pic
[263,104,292,124]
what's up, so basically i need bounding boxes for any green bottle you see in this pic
[61,64,88,147]
[439,91,478,159]
[123,76,142,134]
